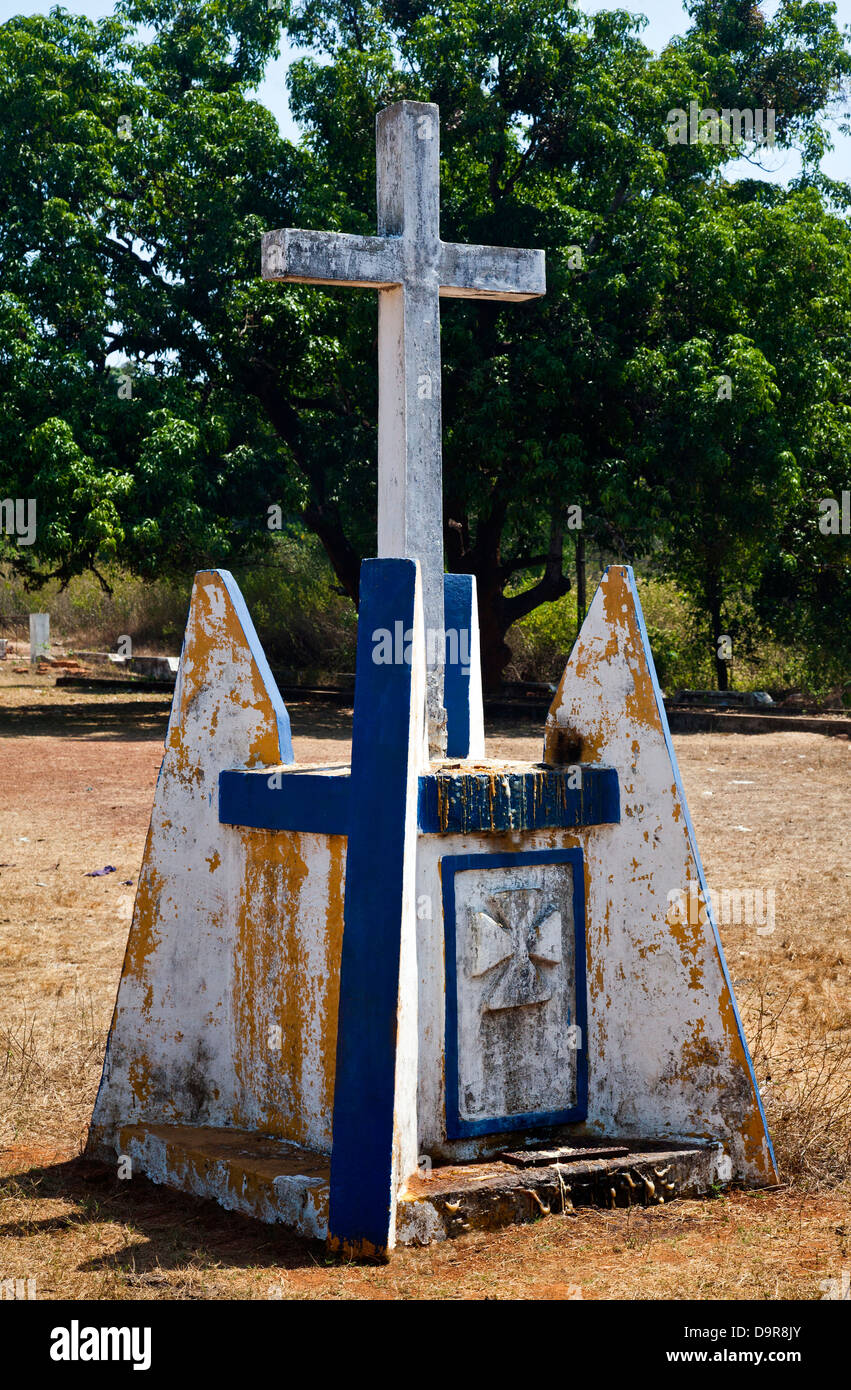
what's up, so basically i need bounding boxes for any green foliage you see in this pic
[0,0,849,686]
[0,526,356,671]
[233,528,357,671]
[504,589,578,683]
[0,4,302,587]
[506,569,847,697]
[0,562,191,648]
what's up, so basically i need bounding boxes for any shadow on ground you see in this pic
[0,689,551,750]
[0,698,172,741]
[0,1156,330,1284]
[0,694,359,747]
[285,700,354,745]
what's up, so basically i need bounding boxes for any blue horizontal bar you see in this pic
[418,766,620,833]
[219,765,619,836]
[219,768,351,835]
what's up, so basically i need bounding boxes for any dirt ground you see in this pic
[0,673,849,1299]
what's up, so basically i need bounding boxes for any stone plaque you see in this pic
[442,850,586,1136]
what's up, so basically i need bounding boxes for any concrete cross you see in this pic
[471,890,562,1012]
[261,100,545,755]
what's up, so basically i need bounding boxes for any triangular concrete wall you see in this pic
[89,570,345,1160]
[544,566,776,1182]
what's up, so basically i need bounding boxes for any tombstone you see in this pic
[127,655,179,681]
[29,613,49,663]
[88,101,775,1257]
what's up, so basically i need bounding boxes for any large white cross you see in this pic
[262,100,545,755]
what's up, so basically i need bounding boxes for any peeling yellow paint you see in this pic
[231,830,345,1149]
[128,1054,154,1107]
[122,837,163,1008]
[540,565,776,1183]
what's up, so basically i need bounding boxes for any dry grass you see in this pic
[0,565,189,653]
[0,682,849,1298]
[0,1165,847,1301]
[744,983,851,1186]
[0,992,104,1154]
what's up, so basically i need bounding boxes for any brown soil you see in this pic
[0,675,848,1299]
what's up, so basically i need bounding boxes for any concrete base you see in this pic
[108,1125,330,1241]
[93,1125,731,1249]
[396,1140,732,1244]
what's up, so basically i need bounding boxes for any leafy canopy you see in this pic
[0,0,849,684]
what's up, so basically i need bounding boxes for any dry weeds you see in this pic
[0,681,848,1298]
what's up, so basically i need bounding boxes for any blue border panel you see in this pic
[443,573,474,758]
[621,565,776,1171]
[441,848,589,1139]
[328,558,419,1254]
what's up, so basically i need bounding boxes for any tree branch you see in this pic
[502,514,571,625]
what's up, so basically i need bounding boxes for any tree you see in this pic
[1,0,849,686]
[623,185,851,689]
[0,5,299,587]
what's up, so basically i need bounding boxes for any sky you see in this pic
[1,0,849,184]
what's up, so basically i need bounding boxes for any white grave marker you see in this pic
[29,613,49,663]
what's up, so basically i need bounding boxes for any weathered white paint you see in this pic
[89,562,773,1244]
[262,100,545,754]
[412,568,774,1182]
[118,1127,329,1238]
[416,826,578,1161]
[387,558,426,1249]
[89,571,346,1161]
[543,567,775,1181]
[395,1198,446,1246]
[465,575,486,759]
[29,612,49,662]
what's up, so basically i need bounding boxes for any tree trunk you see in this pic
[575,532,586,636]
[715,651,729,691]
[709,589,730,691]
[476,575,513,691]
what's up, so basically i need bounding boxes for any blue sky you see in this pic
[1,0,849,183]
